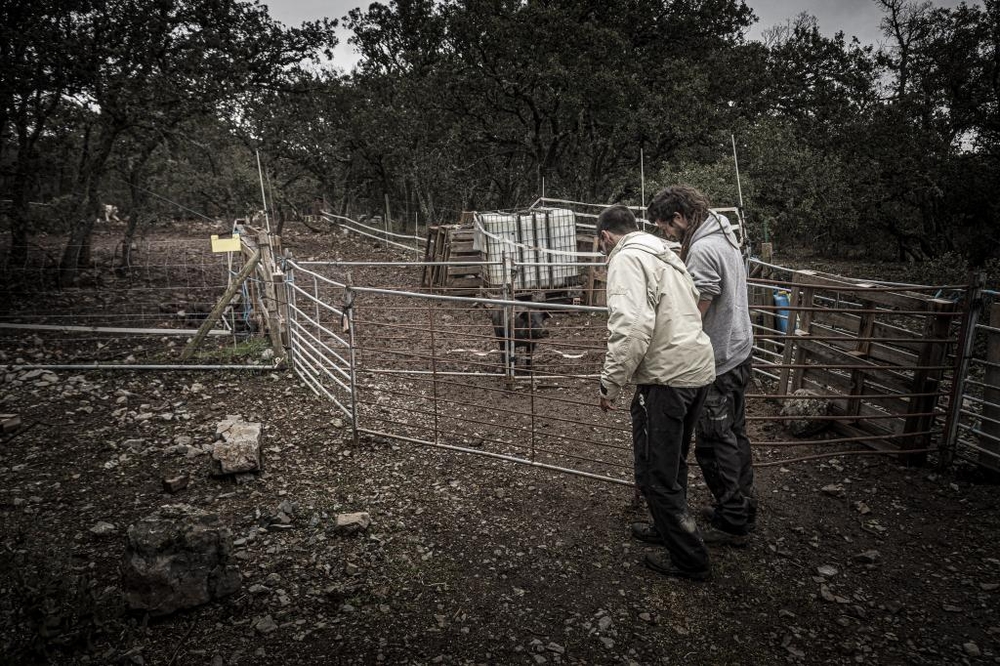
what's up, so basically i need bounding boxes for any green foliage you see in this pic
[195,336,273,362]
[3,0,998,268]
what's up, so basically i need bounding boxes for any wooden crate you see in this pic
[421,224,483,294]
[578,232,606,307]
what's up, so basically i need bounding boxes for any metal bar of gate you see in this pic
[942,273,985,465]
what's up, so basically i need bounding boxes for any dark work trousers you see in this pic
[695,354,756,535]
[631,383,711,573]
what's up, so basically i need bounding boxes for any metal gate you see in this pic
[284,258,634,485]
[947,287,1000,471]
[284,262,356,422]
[284,250,998,482]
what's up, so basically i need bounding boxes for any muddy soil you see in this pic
[1,222,998,665]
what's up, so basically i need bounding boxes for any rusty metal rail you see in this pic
[283,256,988,484]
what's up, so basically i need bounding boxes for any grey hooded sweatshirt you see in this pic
[685,213,754,376]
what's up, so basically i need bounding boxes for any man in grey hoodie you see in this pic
[648,185,757,545]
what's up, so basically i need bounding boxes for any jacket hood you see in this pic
[608,231,688,274]
[691,212,739,247]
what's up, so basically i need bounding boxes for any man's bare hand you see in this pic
[599,397,615,412]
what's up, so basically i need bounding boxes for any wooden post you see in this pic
[900,299,954,463]
[181,251,260,360]
[777,272,806,395]
[272,252,290,350]
[981,303,1000,470]
[383,193,391,245]
[421,226,436,288]
[257,230,285,360]
[759,242,776,340]
[847,288,877,419]
[779,271,816,395]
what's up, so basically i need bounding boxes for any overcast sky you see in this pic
[265,0,978,72]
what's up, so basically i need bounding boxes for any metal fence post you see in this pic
[502,252,515,383]
[284,265,296,370]
[429,304,440,445]
[941,272,986,466]
[344,285,360,448]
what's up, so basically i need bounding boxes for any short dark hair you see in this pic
[596,205,638,236]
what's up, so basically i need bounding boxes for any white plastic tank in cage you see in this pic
[473,208,581,290]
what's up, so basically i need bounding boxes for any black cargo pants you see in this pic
[695,354,756,535]
[631,383,711,573]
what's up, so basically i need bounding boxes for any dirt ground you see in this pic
[2,223,1000,665]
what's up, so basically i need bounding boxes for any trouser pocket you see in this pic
[698,384,732,440]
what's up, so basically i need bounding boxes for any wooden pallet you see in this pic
[579,232,606,306]
[422,224,483,294]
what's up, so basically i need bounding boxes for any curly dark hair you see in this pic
[647,185,713,261]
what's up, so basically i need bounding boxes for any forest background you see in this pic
[2,0,998,282]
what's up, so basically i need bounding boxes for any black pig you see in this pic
[487,306,551,374]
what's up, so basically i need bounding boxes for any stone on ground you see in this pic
[780,389,832,437]
[212,415,262,474]
[334,512,371,535]
[122,504,241,616]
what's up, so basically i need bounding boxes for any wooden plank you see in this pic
[448,265,481,278]
[181,250,260,360]
[257,230,285,359]
[434,226,449,286]
[778,272,808,394]
[795,339,916,394]
[421,226,437,288]
[901,299,953,461]
[810,307,929,347]
[981,303,1000,470]
[807,317,922,365]
[831,421,899,452]
[788,282,817,392]
[826,401,906,433]
[795,270,948,312]
[799,370,916,415]
[799,367,854,393]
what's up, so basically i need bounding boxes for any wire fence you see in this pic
[284,250,980,484]
[0,227,275,368]
[4,218,994,481]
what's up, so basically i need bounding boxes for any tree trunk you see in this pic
[59,190,100,282]
[60,123,119,282]
[7,130,36,272]
[7,180,31,271]
[118,213,140,274]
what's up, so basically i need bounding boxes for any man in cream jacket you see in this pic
[597,205,716,581]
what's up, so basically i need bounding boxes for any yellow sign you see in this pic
[211,233,240,253]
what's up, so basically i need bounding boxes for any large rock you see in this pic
[122,504,241,616]
[780,389,832,437]
[212,415,262,474]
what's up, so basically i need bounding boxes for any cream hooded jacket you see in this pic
[599,231,715,401]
